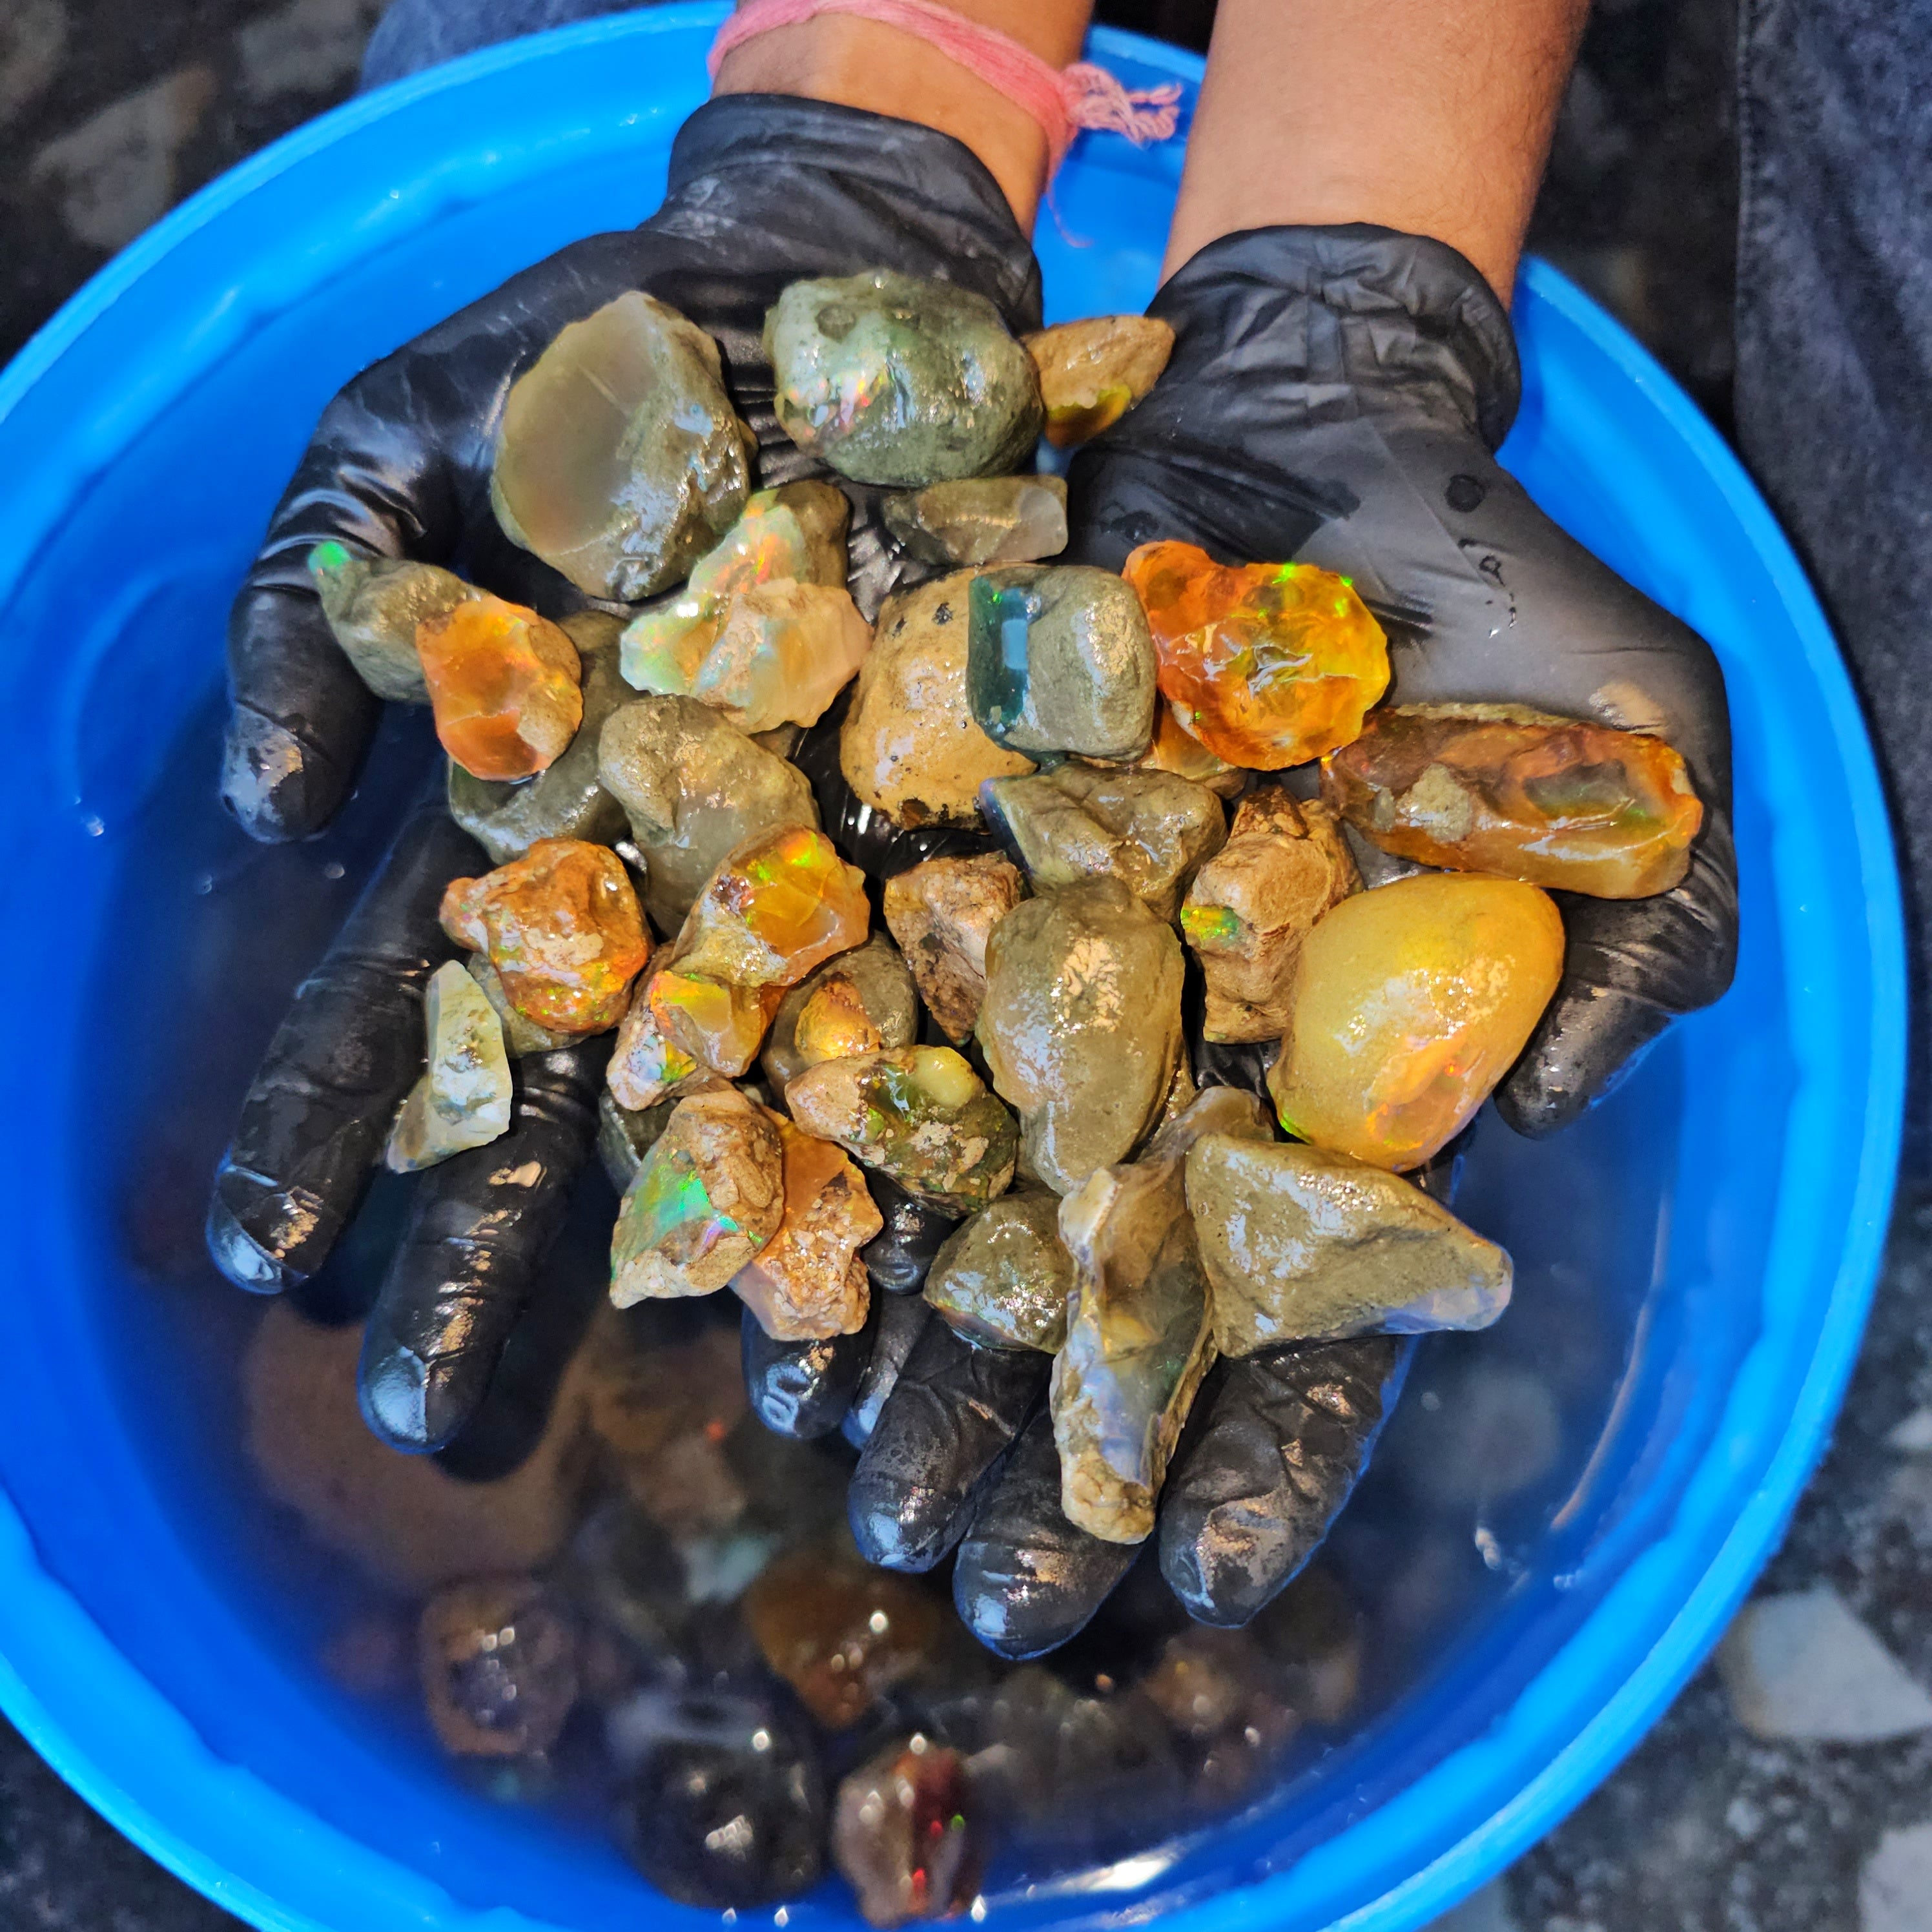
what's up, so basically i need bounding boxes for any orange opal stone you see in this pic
[1124,541,1389,770]
[1321,703,1704,899]
[675,825,870,989]
[440,838,650,1034]
[607,963,781,1109]
[417,593,584,781]
[1267,873,1564,1171]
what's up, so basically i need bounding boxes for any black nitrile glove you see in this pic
[209,96,1042,1457]
[835,226,1736,1658]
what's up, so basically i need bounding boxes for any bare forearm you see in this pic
[713,1,1095,231]
[1165,0,1587,300]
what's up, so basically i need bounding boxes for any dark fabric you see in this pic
[362,0,650,89]
[1734,0,1932,1166]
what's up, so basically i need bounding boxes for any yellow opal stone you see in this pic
[607,964,781,1110]
[793,972,886,1066]
[417,593,583,783]
[1268,873,1565,1170]
[1124,541,1390,770]
[675,825,870,989]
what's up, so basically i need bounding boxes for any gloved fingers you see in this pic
[1497,818,1739,1135]
[847,1321,1049,1572]
[358,1038,606,1453]
[207,791,484,1293]
[843,1295,932,1449]
[1157,1336,1412,1629]
[742,1298,878,1440]
[951,1410,1138,1661]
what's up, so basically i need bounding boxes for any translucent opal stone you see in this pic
[447,613,630,863]
[1180,789,1359,1042]
[1023,313,1175,447]
[1267,873,1565,1169]
[743,1546,943,1729]
[674,825,870,989]
[765,269,1042,487]
[840,572,1035,827]
[832,1737,978,1928]
[784,1047,1018,1213]
[1186,1135,1512,1350]
[599,695,820,934]
[882,475,1067,566]
[385,960,513,1172]
[980,764,1226,923]
[440,838,650,1035]
[417,593,584,783]
[1050,1090,1271,1543]
[607,965,781,1109]
[762,936,920,1092]
[610,1087,785,1304]
[309,542,477,702]
[975,877,1184,1197]
[732,1118,882,1342]
[622,577,872,734]
[489,290,753,601]
[1124,541,1390,770]
[689,481,853,601]
[923,1191,1071,1352]
[1321,701,1705,898]
[881,854,1025,1045]
[966,565,1156,761]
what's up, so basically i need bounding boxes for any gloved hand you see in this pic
[207,95,1043,1455]
[809,223,1736,1658]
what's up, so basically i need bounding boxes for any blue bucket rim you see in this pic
[0,8,1906,1931]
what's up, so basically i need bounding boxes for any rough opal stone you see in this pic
[785,1046,1018,1213]
[309,542,478,702]
[881,853,1025,1045]
[981,765,1226,923]
[598,697,820,934]
[623,579,872,735]
[975,878,1184,1197]
[840,571,1035,827]
[882,475,1067,566]
[923,1191,1071,1352]
[606,965,781,1109]
[832,1738,978,1929]
[1125,541,1390,769]
[468,955,575,1056]
[1186,1135,1512,1350]
[1023,313,1175,447]
[418,592,584,783]
[1321,701,1705,899]
[441,837,651,1035]
[1180,788,1360,1042]
[967,565,1157,761]
[765,269,1042,487]
[673,825,870,989]
[419,1576,579,1760]
[610,1087,785,1304]
[732,1116,882,1342]
[1050,1090,1271,1543]
[762,934,920,1092]
[385,960,513,1172]
[490,290,754,601]
[1137,702,1243,796]
[743,1545,943,1729]
[447,612,630,864]
[1268,872,1566,1170]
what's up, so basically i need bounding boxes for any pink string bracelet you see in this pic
[707,0,1184,174]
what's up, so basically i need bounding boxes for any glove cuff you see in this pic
[1153,223,1522,450]
[663,94,1043,331]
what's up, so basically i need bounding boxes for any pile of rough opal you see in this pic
[312,271,1702,1918]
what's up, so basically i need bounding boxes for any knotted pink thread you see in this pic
[708,0,1183,172]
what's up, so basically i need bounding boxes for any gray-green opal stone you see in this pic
[765,269,1042,488]
[966,565,1156,761]
[883,475,1067,566]
[310,544,480,703]
[923,1191,1072,1351]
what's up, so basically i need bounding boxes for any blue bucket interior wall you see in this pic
[0,9,1904,1932]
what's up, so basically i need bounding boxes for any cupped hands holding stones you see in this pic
[207,94,1734,1922]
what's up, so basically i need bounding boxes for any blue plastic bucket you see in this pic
[0,9,1905,1931]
